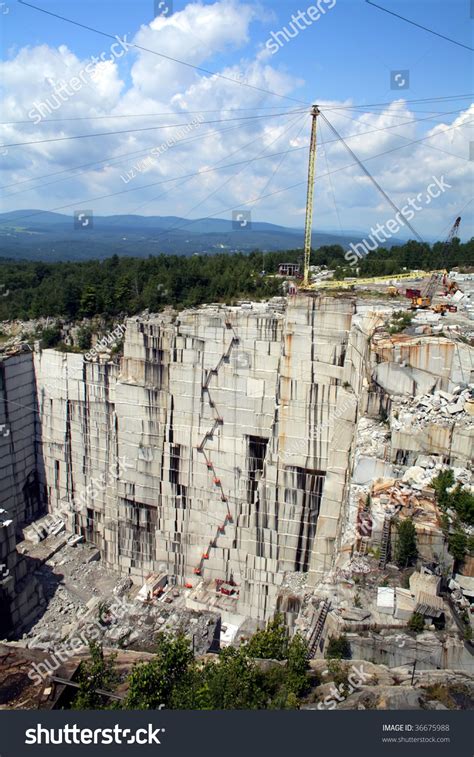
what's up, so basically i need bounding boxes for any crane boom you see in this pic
[442,216,461,269]
[302,105,320,288]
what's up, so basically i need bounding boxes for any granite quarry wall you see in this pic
[1,295,472,624]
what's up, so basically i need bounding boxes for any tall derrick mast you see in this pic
[302,104,320,288]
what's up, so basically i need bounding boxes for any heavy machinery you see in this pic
[432,303,457,314]
[407,217,461,308]
[410,273,440,309]
[441,216,461,293]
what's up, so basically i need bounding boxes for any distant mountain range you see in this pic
[0,210,406,262]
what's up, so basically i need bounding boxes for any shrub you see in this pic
[395,518,418,568]
[77,326,93,350]
[448,530,468,562]
[40,324,62,348]
[71,642,119,710]
[325,635,351,660]
[245,613,288,660]
[407,612,425,634]
[431,469,455,509]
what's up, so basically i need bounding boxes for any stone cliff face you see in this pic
[0,350,43,528]
[4,295,469,623]
[22,295,369,619]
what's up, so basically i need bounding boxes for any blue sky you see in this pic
[5,0,471,103]
[0,0,472,239]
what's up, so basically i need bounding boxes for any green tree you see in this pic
[77,326,93,350]
[448,530,468,562]
[286,632,309,696]
[187,647,267,710]
[244,613,288,660]
[80,286,100,317]
[395,518,418,568]
[407,612,425,634]
[124,633,193,710]
[431,469,455,509]
[450,485,474,526]
[71,642,119,710]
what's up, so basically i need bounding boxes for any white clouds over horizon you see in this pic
[0,0,472,240]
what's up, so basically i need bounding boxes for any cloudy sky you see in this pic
[0,0,472,240]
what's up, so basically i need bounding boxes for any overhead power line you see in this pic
[141,113,310,240]
[125,112,308,221]
[319,111,424,242]
[332,110,471,163]
[2,95,470,126]
[1,117,470,228]
[95,118,474,245]
[365,0,473,52]
[0,106,302,126]
[325,106,473,119]
[2,107,465,199]
[17,0,309,106]
[0,121,250,192]
[1,110,306,149]
[1,122,280,198]
[324,95,474,111]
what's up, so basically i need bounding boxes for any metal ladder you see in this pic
[307,599,331,658]
[379,516,391,568]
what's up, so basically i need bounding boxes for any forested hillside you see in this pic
[0,238,472,321]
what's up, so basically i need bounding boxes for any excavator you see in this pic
[410,217,461,310]
[410,272,440,309]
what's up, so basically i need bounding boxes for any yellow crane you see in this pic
[311,270,439,290]
[299,104,425,290]
[302,105,320,288]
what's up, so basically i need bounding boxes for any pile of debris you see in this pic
[449,575,474,615]
[73,593,221,656]
[392,386,474,431]
[353,417,392,460]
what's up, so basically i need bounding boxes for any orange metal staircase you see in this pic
[192,321,240,581]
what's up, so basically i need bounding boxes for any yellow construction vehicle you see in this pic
[410,273,439,309]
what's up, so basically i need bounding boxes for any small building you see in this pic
[278,263,300,277]
[377,586,395,615]
[394,588,416,620]
[409,571,444,618]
